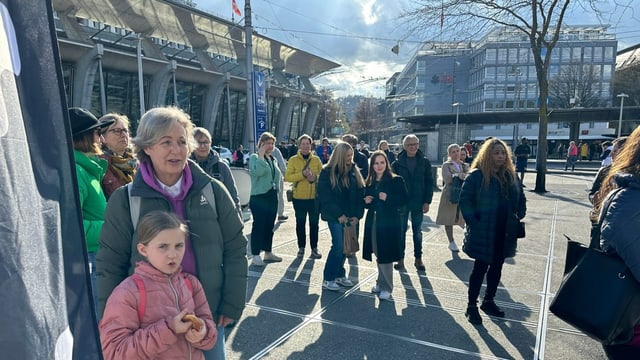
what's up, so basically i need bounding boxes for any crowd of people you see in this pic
[68,103,638,358]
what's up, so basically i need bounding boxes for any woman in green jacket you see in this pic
[69,107,115,311]
[248,132,283,266]
[97,106,247,360]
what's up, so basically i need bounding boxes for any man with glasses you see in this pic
[391,134,434,271]
[191,127,241,215]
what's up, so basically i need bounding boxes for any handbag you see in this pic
[449,176,463,204]
[517,221,525,238]
[550,187,640,344]
[562,234,588,275]
[342,222,359,255]
[288,158,312,202]
[549,248,640,344]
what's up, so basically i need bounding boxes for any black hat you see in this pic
[69,107,115,136]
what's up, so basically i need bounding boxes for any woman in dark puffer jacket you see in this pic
[597,126,640,359]
[459,138,526,326]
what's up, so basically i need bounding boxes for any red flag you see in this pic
[232,0,242,16]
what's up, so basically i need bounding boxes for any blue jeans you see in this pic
[323,222,347,281]
[203,325,226,359]
[401,209,424,258]
[87,252,98,315]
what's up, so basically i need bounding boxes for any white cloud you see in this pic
[203,1,639,98]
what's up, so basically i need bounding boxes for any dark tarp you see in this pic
[0,0,101,358]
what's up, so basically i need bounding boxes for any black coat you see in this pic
[391,149,434,210]
[318,166,365,224]
[459,169,526,263]
[363,175,408,264]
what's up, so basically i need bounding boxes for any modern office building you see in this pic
[386,26,619,160]
[52,0,339,148]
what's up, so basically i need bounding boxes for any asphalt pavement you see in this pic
[226,162,605,360]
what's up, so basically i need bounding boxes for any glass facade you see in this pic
[165,80,206,127]
[214,88,246,148]
[89,67,148,129]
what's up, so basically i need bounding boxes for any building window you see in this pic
[519,48,529,63]
[604,46,614,61]
[486,49,497,63]
[561,47,571,63]
[497,48,507,62]
[583,47,592,61]
[593,47,602,61]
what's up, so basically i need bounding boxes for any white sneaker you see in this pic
[335,277,354,287]
[322,280,340,291]
[371,285,381,293]
[379,290,393,301]
[251,255,265,266]
[448,242,460,252]
[263,252,282,262]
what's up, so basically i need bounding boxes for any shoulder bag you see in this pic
[550,188,640,345]
[448,164,463,204]
[287,158,311,202]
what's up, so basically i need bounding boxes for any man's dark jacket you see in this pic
[391,149,434,210]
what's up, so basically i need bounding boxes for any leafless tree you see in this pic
[351,97,382,143]
[401,0,624,192]
[548,64,606,108]
[613,64,640,107]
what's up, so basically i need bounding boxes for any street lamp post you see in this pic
[617,93,629,137]
[452,102,463,143]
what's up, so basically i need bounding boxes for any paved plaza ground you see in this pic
[226,161,606,359]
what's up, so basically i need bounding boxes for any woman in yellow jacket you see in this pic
[285,134,324,259]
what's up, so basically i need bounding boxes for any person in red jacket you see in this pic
[100,211,216,360]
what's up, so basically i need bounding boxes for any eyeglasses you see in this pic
[107,128,129,136]
[197,141,211,147]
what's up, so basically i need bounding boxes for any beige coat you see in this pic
[435,160,469,226]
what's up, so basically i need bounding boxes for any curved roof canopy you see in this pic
[52,0,340,77]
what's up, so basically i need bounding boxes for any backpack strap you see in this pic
[131,274,146,322]
[128,183,141,231]
[202,182,217,219]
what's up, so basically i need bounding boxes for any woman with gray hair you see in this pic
[97,106,247,360]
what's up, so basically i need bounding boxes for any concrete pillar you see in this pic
[147,60,176,108]
[72,44,103,109]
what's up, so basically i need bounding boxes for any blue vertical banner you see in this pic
[253,70,267,145]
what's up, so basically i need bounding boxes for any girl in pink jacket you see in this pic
[99,211,217,359]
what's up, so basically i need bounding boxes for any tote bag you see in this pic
[549,248,640,344]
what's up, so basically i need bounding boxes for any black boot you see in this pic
[465,305,483,325]
[480,300,505,318]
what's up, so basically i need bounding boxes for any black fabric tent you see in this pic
[0,0,101,358]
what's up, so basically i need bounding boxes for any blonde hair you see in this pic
[258,132,276,148]
[137,211,187,246]
[470,138,516,190]
[597,126,640,210]
[325,141,364,189]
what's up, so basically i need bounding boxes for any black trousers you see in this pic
[292,198,319,249]
[468,258,505,305]
[249,189,277,255]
